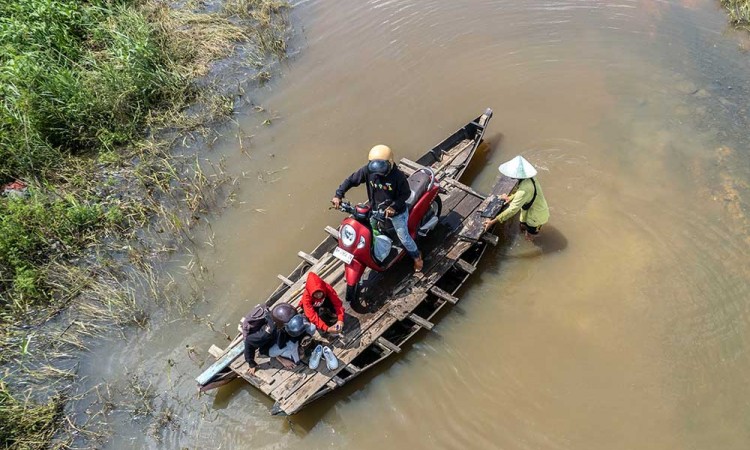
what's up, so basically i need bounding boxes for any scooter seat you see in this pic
[405,170,431,210]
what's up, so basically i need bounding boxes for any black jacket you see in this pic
[335,165,411,215]
[243,319,275,368]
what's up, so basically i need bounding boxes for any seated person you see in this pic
[301,272,345,335]
[269,313,315,369]
[243,303,312,373]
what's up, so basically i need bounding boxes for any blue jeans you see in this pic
[390,211,420,259]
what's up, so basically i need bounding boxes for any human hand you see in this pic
[500,194,510,202]
[331,197,341,209]
[332,321,344,333]
[277,357,296,369]
[483,219,495,232]
[246,366,256,376]
[385,206,396,218]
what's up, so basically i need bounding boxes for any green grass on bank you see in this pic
[0,0,190,329]
[0,2,187,446]
[0,0,187,181]
[722,0,750,28]
[0,0,288,317]
[0,189,117,314]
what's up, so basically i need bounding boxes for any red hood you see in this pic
[305,272,326,297]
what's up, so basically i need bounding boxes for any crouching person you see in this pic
[268,304,315,370]
[301,272,345,336]
[242,304,276,376]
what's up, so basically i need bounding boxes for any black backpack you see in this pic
[241,304,271,338]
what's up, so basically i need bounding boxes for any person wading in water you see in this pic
[483,155,549,240]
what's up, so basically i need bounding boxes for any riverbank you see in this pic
[0,0,289,448]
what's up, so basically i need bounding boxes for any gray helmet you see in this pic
[271,303,296,325]
[285,314,307,337]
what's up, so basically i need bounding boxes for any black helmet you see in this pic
[285,314,307,337]
[271,303,296,325]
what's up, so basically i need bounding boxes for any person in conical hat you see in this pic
[483,155,549,240]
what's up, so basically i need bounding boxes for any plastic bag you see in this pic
[373,235,392,262]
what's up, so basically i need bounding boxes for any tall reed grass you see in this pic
[0,0,188,181]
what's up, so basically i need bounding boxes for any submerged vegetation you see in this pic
[0,382,63,450]
[0,0,289,447]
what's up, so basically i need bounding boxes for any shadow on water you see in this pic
[206,357,398,434]
[209,382,240,410]
[501,224,568,259]
[461,133,502,182]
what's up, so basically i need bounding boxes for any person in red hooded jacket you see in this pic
[301,272,345,335]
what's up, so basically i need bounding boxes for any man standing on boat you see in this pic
[483,155,549,240]
[331,145,424,271]
[301,272,345,336]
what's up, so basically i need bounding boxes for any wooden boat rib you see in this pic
[196,108,516,415]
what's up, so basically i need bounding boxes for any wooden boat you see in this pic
[196,108,516,415]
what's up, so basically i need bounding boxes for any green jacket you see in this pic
[495,178,549,227]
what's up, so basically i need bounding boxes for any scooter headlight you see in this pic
[357,236,366,249]
[341,224,356,248]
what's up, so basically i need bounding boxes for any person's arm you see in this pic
[301,295,329,332]
[326,284,346,323]
[276,356,296,369]
[494,188,528,224]
[243,335,257,368]
[335,166,367,199]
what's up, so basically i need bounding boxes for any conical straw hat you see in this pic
[498,155,537,179]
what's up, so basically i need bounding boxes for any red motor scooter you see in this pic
[332,168,442,312]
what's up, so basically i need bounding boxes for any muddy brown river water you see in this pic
[85,0,750,448]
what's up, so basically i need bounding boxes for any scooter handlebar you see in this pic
[340,201,355,213]
[370,209,388,222]
[329,200,387,221]
[330,199,355,213]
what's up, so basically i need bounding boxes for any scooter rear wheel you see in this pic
[346,283,366,314]
[431,196,442,220]
[418,196,443,231]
